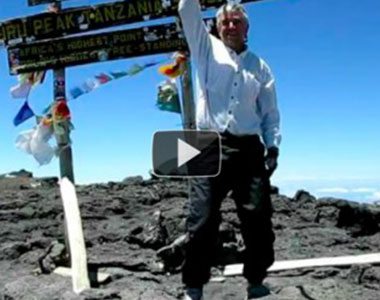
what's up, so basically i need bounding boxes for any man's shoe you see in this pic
[245,283,270,299]
[183,287,203,300]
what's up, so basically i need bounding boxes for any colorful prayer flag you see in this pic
[13,101,35,126]
[10,82,32,99]
[69,60,164,99]
[156,79,181,114]
[95,73,112,84]
[158,53,187,78]
[109,71,128,79]
[53,99,70,121]
[10,71,45,99]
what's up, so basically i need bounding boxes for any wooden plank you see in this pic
[7,21,190,74]
[223,253,380,276]
[54,266,111,284]
[28,0,69,7]
[180,58,196,129]
[59,177,90,294]
[0,0,265,46]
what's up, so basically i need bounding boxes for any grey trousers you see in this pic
[182,132,275,287]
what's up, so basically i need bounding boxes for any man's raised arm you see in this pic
[178,0,212,64]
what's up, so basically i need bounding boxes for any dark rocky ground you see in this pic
[0,171,379,300]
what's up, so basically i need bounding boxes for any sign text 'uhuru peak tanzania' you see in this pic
[0,0,261,45]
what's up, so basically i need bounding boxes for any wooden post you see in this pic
[180,56,196,130]
[53,69,74,183]
[54,69,74,182]
[52,2,74,183]
[59,178,90,294]
[52,1,74,265]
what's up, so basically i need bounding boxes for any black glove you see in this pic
[265,146,279,177]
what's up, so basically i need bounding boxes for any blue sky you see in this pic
[1,0,379,202]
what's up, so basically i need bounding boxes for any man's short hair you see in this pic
[216,3,249,26]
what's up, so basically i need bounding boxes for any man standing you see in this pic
[178,0,281,299]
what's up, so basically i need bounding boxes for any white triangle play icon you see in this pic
[177,138,201,168]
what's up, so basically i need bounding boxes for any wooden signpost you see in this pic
[52,3,74,286]
[8,22,188,74]
[180,59,195,129]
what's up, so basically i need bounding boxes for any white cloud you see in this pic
[276,180,380,203]
[371,191,380,200]
[316,187,350,194]
[351,188,376,193]
[275,175,380,182]
[274,175,321,182]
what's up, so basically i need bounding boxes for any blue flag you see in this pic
[13,101,35,126]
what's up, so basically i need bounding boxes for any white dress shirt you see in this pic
[178,0,281,149]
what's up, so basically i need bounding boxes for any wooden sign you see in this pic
[7,21,194,74]
[1,0,262,46]
[28,0,68,7]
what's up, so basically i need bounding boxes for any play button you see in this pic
[152,130,221,177]
[177,139,201,168]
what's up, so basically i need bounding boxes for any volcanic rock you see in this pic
[0,174,379,299]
